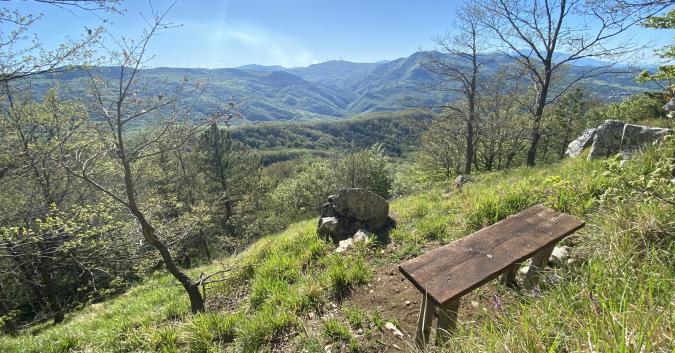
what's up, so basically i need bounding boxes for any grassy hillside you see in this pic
[1,136,672,352]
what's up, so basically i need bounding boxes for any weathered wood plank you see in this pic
[399,204,584,305]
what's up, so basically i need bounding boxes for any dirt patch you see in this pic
[339,243,535,352]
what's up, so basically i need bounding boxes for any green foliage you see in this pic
[539,87,599,162]
[637,9,674,96]
[602,135,675,207]
[589,94,667,123]
[322,254,371,298]
[266,144,394,228]
[334,144,393,198]
[231,110,431,157]
[322,318,359,352]
[188,312,239,351]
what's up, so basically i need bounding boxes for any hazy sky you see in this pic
[6,0,673,68]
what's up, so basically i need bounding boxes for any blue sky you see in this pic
[5,0,673,68]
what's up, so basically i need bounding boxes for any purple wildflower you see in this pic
[531,286,541,298]
[492,294,502,311]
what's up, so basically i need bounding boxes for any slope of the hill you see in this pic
[1,136,672,352]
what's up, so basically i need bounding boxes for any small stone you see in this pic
[380,249,385,254]
[334,238,354,253]
[548,246,570,267]
[308,312,316,320]
[394,288,399,293]
[385,322,404,339]
[471,301,479,307]
[405,300,411,306]
[454,174,471,189]
[353,229,371,243]
[369,289,374,294]
[519,265,530,275]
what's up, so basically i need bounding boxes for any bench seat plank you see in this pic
[399,204,584,306]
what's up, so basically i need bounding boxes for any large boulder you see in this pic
[318,188,389,244]
[566,128,596,157]
[588,120,626,159]
[620,123,672,154]
[571,119,674,160]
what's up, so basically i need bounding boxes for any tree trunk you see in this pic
[199,228,211,262]
[526,118,542,166]
[38,268,65,324]
[140,221,204,313]
[527,66,553,166]
[559,118,573,159]
[464,118,474,175]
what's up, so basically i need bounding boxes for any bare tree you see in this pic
[424,3,488,175]
[59,2,225,314]
[477,0,670,166]
[0,0,122,86]
[475,69,531,170]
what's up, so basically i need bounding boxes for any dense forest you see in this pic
[0,0,673,352]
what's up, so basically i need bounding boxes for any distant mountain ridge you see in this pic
[26,51,654,123]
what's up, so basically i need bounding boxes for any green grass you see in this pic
[1,138,673,352]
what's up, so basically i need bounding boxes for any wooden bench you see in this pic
[399,204,584,348]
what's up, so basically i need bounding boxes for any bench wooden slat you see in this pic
[399,204,584,306]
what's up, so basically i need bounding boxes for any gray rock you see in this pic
[620,123,672,155]
[353,229,371,243]
[320,202,336,217]
[518,265,530,275]
[318,217,339,240]
[335,238,354,253]
[454,174,471,189]
[317,188,389,246]
[566,128,596,157]
[584,120,672,160]
[548,246,570,267]
[384,322,404,339]
[332,188,389,231]
[588,120,626,159]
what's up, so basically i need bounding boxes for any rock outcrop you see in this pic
[566,128,596,157]
[587,120,627,159]
[317,188,389,244]
[566,120,672,160]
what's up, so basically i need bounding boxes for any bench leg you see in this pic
[525,244,555,289]
[415,293,435,350]
[436,298,460,346]
[500,261,522,288]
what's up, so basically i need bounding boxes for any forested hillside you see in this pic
[22,52,658,123]
[230,110,432,165]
